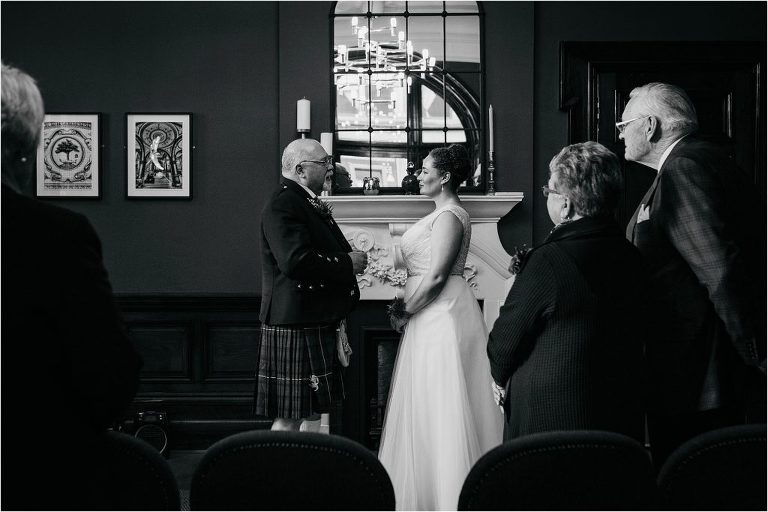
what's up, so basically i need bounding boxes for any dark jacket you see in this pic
[259,179,360,325]
[488,216,648,442]
[1,184,142,509]
[626,137,765,415]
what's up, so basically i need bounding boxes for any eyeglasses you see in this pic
[615,115,647,134]
[541,186,562,198]
[298,156,334,168]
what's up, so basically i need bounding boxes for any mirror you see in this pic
[332,1,482,193]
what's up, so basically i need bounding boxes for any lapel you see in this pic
[627,137,695,241]
[281,179,350,250]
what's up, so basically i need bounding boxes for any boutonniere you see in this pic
[308,197,334,221]
[509,245,532,275]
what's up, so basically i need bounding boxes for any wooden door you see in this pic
[560,42,765,228]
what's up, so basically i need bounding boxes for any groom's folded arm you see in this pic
[263,201,354,283]
[487,252,556,386]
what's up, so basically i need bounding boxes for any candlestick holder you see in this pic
[297,129,309,139]
[487,151,496,195]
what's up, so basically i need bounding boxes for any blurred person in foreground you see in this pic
[1,62,142,510]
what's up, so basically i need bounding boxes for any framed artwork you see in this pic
[126,113,192,199]
[36,113,100,198]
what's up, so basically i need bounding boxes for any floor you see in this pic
[168,450,206,510]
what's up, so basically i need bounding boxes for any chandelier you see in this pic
[334,17,437,111]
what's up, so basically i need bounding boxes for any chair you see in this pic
[189,430,395,510]
[84,430,181,510]
[458,430,657,510]
[657,424,767,510]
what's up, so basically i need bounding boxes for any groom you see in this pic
[256,138,367,431]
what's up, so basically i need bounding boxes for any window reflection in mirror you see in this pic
[332,1,483,193]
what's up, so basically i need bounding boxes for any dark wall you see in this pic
[2,1,765,292]
[1,1,279,293]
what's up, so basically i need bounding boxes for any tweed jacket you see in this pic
[626,137,764,415]
[259,178,360,325]
[488,217,648,442]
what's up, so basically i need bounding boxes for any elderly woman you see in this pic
[487,141,648,442]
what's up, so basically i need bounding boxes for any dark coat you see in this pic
[488,217,648,442]
[259,179,360,325]
[1,184,142,509]
[626,137,765,416]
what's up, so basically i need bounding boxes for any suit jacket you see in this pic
[1,184,142,509]
[626,137,764,415]
[259,178,360,325]
[488,217,648,442]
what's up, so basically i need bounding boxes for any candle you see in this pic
[320,132,333,155]
[297,98,311,132]
[489,104,494,154]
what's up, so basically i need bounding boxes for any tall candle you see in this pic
[489,104,494,153]
[320,132,333,155]
[297,98,311,132]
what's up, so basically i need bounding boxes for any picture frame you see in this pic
[36,113,101,198]
[126,113,192,199]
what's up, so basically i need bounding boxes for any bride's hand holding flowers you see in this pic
[387,298,412,333]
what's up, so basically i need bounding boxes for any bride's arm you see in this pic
[404,211,463,316]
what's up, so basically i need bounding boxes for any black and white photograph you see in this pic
[126,113,191,198]
[35,113,100,198]
[2,1,765,511]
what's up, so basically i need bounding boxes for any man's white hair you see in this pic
[281,138,323,176]
[2,62,45,170]
[629,82,698,137]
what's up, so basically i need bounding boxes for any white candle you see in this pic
[320,132,333,155]
[297,98,311,132]
[489,104,494,154]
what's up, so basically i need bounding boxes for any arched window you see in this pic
[332,1,483,192]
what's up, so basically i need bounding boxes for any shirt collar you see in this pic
[297,182,317,199]
[658,135,687,172]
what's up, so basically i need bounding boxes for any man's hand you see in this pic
[349,250,368,275]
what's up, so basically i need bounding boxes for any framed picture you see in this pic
[126,113,192,199]
[36,113,100,198]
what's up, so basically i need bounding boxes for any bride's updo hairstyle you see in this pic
[428,144,470,192]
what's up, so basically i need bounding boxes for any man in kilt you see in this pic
[256,138,367,431]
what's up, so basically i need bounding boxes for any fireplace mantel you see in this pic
[326,192,523,329]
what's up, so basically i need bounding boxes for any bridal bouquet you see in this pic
[387,297,411,333]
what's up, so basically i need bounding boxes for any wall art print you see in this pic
[36,113,100,198]
[126,113,191,198]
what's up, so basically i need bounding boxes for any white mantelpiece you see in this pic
[326,192,523,329]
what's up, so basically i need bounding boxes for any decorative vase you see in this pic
[363,177,380,195]
[401,162,420,195]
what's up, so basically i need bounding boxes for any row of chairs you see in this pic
[94,424,766,510]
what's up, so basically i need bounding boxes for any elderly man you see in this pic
[620,82,765,467]
[2,63,142,508]
[256,138,367,431]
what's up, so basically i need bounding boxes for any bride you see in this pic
[378,145,503,510]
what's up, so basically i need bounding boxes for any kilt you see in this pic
[253,323,341,419]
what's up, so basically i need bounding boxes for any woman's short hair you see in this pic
[428,144,470,192]
[549,141,623,218]
[2,63,45,168]
[629,82,698,136]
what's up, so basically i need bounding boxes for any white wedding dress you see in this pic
[378,204,504,511]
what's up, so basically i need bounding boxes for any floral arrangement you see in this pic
[308,197,334,220]
[366,260,408,286]
[509,245,532,275]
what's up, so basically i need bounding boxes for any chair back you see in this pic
[85,430,181,510]
[458,430,657,510]
[189,430,395,510]
[657,423,767,510]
